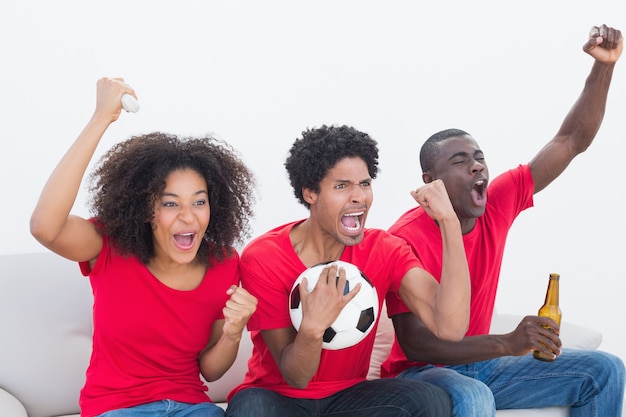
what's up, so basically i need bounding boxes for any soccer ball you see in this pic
[289,260,379,350]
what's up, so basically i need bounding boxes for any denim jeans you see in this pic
[226,378,452,417]
[397,348,625,417]
[95,400,225,417]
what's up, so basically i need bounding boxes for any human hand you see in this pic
[410,179,457,224]
[298,264,361,339]
[222,285,258,338]
[584,24,623,64]
[502,315,562,358]
[94,77,138,122]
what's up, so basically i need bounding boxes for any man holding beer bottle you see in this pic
[381,24,625,416]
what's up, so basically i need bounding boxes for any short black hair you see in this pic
[420,128,471,173]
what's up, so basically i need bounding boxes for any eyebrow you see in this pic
[448,151,469,160]
[161,189,208,197]
[448,149,483,160]
[334,177,372,184]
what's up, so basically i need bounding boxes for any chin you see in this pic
[472,207,487,218]
[173,250,199,264]
[344,233,364,246]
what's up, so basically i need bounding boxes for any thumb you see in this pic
[583,34,603,54]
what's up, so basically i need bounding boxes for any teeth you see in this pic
[344,211,364,217]
[475,180,484,186]
[343,212,363,231]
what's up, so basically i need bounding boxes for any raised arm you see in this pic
[530,24,623,193]
[30,77,137,262]
[398,180,470,342]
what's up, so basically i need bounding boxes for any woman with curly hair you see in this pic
[30,77,258,417]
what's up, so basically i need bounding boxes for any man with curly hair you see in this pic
[226,124,470,416]
[30,77,258,417]
[382,24,625,416]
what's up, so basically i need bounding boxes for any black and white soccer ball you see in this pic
[289,260,379,350]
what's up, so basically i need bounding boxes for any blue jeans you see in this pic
[226,378,452,417]
[95,400,225,417]
[397,348,625,417]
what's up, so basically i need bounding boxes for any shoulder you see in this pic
[208,244,240,266]
[388,206,428,234]
[489,164,533,191]
[485,164,534,214]
[361,228,416,254]
[241,221,300,261]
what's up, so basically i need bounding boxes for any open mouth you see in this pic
[173,232,196,250]
[341,211,364,232]
[471,179,486,207]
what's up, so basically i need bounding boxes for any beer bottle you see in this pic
[533,273,562,361]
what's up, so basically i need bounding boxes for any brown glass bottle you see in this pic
[533,273,562,361]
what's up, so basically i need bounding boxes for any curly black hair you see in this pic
[284,125,379,209]
[88,132,256,266]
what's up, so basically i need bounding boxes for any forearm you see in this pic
[433,217,470,341]
[394,313,509,365]
[199,332,242,382]
[278,329,323,388]
[557,60,615,151]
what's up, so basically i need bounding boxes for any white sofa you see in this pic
[0,251,604,417]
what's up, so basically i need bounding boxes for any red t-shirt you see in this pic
[228,221,422,400]
[78,236,239,417]
[381,164,534,377]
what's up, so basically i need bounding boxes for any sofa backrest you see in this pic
[0,252,93,417]
[0,251,398,414]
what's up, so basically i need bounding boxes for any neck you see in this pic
[459,217,477,235]
[291,219,345,267]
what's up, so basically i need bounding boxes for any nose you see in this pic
[350,186,368,204]
[471,159,485,174]
[178,205,194,223]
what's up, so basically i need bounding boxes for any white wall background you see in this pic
[2,0,625,400]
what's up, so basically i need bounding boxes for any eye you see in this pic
[162,201,177,208]
[360,180,371,187]
[194,199,208,206]
[335,183,346,189]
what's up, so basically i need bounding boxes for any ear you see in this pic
[422,172,434,184]
[303,187,318,205]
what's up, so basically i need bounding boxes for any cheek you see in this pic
[200,208,211,228]
[151,211,175,230]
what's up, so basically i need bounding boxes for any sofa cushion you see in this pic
[0,252,92,417]
[0,388,27,417]
[368,306,394,380]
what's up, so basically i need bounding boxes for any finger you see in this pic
[604,27,623,50]
[336,266,349,295]
[344,281,362,304]
[537,317,560,334]
[329,264,340,286]
[318,265,337,287]
[300,277,310,295]
[223,298,256,318]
